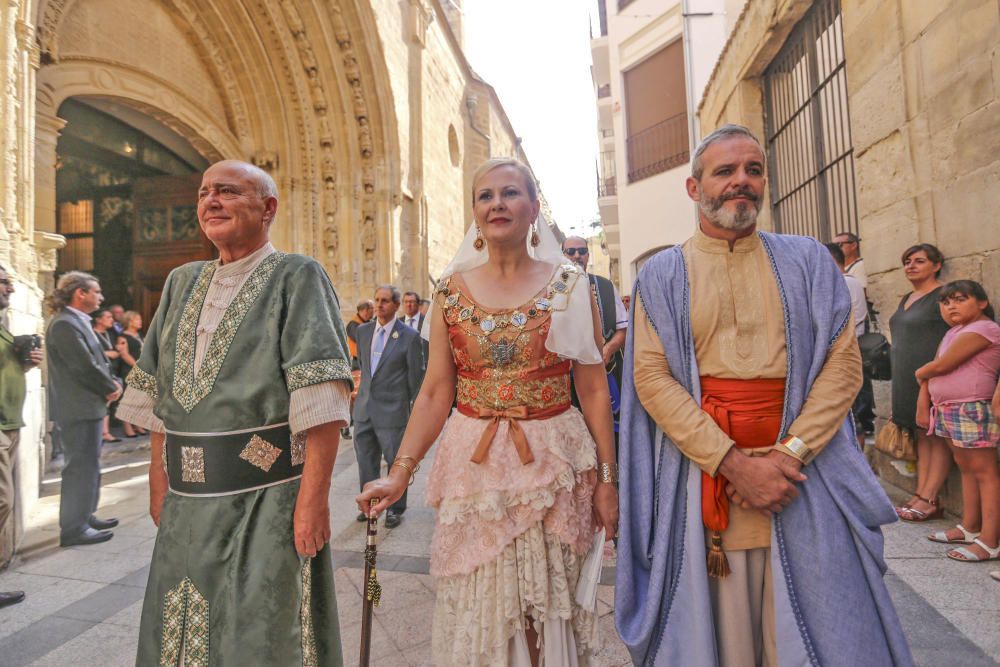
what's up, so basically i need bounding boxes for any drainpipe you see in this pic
[681,0,701,150]
[682,0,716,231]
[465,94,491,154]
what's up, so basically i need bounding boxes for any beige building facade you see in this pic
[0,0,548,517]
[591,0,732,291]
[698,0,1000,501]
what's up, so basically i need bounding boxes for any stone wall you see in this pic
[843,0,1000,322]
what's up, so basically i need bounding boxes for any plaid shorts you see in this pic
[933,401,1000,448]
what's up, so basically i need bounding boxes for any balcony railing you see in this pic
[597,151,617,197]
[626,112,689,182]
[597,84,611,99]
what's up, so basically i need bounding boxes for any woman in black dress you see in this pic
[92,308,122,443]
[115,310,147,438]
[890,244,952,521]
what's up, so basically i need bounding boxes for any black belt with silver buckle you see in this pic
[165,423,304,496]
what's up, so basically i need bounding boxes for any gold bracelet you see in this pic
[598,462,618,485]
[395,455,421,473]
[391,460,418,486]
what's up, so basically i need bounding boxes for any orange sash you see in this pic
[456,401,570,465]
[700,376,785,536]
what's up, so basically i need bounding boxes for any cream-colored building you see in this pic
[698,0,1000,504]
[0,0,552,517]
[591,0,733,290]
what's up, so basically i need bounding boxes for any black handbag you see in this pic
[858,306,891,381]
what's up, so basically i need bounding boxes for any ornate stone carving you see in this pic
[275,0,343,264]
[166,0,252,144]
[39,0,74,60]
[409,0,436,46]
[252,150,279,172]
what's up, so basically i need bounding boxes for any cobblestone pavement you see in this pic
[0,435,997,666]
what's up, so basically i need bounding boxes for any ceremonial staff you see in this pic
[360,499,382,667]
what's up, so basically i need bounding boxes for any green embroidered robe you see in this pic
[133,251,351,667]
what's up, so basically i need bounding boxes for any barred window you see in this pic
[762,0,859,241]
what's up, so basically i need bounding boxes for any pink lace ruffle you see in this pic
[427,408,598,577]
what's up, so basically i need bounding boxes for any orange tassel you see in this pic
[707,533,730,579]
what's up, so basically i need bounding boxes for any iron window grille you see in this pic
[762,0,859,241]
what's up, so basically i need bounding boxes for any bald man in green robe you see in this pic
[119,161,352,665]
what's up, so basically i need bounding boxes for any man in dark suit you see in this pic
[45,272,121,547]
[400,291,428,369]
[354,285,424,528]
[399,291,425,332]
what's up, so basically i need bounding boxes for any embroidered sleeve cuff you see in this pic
[285,358,353,393]
[116,387,165,434]
[126,366,158,401]
[289,380,351,434]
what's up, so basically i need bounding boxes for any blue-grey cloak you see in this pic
[615,232,913,666]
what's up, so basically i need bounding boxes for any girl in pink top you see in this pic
[915,280,1000,564]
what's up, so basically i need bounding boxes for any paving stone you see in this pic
[0,615,95,666]
[0,572,102,640]
[102,599,144,629]
[29,620,138,667]
[17,547,153,585]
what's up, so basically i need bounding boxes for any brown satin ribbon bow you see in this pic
[469,406,535,465]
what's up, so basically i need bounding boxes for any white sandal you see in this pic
[990,570,1000,582]
[947,538,1000,563]
[929,524,980,544]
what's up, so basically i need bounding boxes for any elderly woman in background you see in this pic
[115,311,147,438]
[358,157,618,666]
[890,244,952,521]
[91,308,122,443]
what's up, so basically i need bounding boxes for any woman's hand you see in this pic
[593,481,619,539]
[356,471,409,519]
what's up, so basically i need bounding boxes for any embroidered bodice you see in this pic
[438,264,582,414]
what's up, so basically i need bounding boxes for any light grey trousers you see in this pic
[708,547,778,667]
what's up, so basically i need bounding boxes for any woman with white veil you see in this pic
[357,157,619,665]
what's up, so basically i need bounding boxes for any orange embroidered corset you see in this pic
[438,268,577,420]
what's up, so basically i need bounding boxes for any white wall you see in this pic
[602,0,737,290]
[617,167,694,289]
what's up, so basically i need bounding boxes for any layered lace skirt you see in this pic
[426,407,599,666]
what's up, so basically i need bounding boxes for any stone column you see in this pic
[34,111,65,236]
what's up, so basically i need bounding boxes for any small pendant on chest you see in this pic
[490,337,517,366]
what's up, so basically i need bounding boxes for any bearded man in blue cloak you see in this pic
[615,125,913,667]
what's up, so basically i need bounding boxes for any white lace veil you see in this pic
[421,219,603,365]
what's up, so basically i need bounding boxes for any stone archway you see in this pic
[32,0,404,307]
[35,61,240,240]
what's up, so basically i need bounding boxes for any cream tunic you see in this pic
[633,227,861,550]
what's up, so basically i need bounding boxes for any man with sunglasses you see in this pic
[562,236,627,446]
[833,231,866,287]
